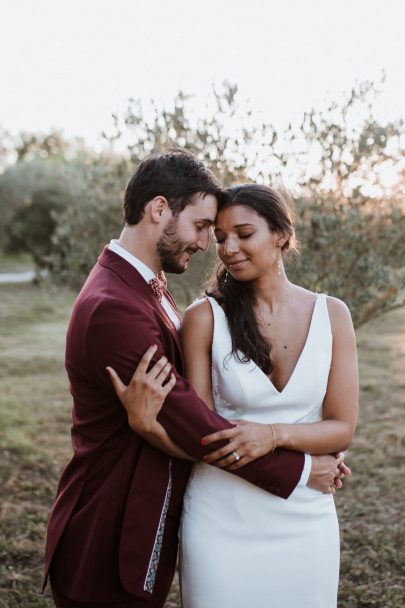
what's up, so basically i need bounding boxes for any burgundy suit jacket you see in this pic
[44,247,304,603]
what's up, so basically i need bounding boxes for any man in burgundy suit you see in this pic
[44,149,342,607]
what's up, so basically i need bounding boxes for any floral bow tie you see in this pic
[148,271,168,302]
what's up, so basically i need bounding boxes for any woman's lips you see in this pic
[227,259,248,270]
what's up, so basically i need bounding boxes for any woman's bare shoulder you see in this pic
[325,296,355,337]
[326,295,352,319]
[181,297,214,335]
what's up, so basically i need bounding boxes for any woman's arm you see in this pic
[202,297,358,468]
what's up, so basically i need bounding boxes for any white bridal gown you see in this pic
[179,295,339,608]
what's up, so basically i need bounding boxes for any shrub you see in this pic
[1,82,403,325]
[289,195,404,326]
[48,157,127,287]
[0,159,68,254]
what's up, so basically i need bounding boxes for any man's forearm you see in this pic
[141,421,194,461]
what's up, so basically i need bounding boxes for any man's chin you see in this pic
[172,266,188,275]
[177,260,190,273]
[162,253,192,274]
[162,261,188,274]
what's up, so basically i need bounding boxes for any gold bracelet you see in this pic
[270,423,277,454]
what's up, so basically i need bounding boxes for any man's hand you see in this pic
[307,453,350,495]
[106,345,175,434]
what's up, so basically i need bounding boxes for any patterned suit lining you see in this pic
[143,460,173,593]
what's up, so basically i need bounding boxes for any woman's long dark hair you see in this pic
[206,184,298,375]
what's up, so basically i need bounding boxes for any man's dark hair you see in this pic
[124,148,224,224]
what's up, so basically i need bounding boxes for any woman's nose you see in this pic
[224,238,239,255]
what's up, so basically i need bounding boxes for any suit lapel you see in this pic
[97,247,183,357]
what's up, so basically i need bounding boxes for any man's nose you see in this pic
[197,231,210,252]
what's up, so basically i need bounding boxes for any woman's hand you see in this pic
[201,419,275,470]
[106,345,176,435]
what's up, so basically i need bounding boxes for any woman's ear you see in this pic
[276,231,289,249]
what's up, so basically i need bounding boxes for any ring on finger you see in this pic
[232,451,241,462]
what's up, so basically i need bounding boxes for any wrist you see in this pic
[272,423,288,449]
[128,414,153,436]
[143,420,163,440]
[269,423,277,453]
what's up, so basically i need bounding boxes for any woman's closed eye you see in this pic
[215,232,254,244]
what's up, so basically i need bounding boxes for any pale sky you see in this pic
[1,0,404,145]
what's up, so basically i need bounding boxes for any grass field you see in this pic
[0,254,34,273]
[0,282,404,607]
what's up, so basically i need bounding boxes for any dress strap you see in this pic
[310,293,332,353]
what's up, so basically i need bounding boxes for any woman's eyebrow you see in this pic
[214,223,255,231]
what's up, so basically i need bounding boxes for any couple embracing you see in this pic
[44,149,358,608]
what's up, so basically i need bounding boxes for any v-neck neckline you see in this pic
[256,294,320,395]
[209,293,321,396]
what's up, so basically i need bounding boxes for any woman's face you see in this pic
[214,204,281,282]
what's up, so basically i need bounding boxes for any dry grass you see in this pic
[0,283,74,608]
[336,307,405,606]
[0,282,404,607]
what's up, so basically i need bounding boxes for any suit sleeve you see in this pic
[86,298,304,499]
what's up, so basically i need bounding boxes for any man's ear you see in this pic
[149,196,171,223]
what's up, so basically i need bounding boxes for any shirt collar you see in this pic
[108,239,156,283]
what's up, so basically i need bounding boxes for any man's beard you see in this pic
[156,217,197,274]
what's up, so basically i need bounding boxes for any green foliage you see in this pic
[0,131,103,267]
[103,80,404,323]
[0,152,127,284]
[288,195,405,326]
[271,80,405,325]
[0,81,404,323]
[0,159,69,255]
[48,156,128,288]
[11,187,68,268]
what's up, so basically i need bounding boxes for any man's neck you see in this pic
[117,225,161,274]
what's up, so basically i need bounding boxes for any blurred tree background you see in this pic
[0,80,404,324]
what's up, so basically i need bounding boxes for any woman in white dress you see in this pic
[177,184,358,608]
[110,184,358,607]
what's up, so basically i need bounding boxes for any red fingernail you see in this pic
[200,439,207,445]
